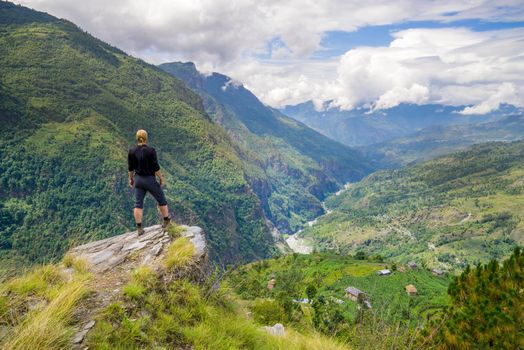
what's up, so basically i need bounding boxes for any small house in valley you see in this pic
[378,269,392,276]
[408,262,418,269]
[345,287,367,301]
[292,298,310,304]
[345,286,365,301]
[432,268,444,276]
[267,278,276,290]
[405,284,417,296]
[345,287,372,308]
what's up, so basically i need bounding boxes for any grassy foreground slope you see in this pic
[302,140,524,270]
[0,232,350,350]
[0,1,275,268]
[159,62,373,233]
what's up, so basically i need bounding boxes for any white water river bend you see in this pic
[285,183,351,254]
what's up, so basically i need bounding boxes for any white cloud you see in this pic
[221,78,243,91]
[15,0,524,111]
[373,84,429,110]
[322,27,524,110]
[240,27,524,111]
[459,82,519,114]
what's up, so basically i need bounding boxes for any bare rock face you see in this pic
[68,224,207,273]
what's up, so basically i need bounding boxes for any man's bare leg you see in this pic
[134,208,144,235]
[134,208,143,224]
[159,205,169,218]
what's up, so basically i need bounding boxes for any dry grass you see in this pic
[4,265,64,297]
[0,257,91,350]
[62,254,90,274]
[164,237,195,269]
[2,276,90,350]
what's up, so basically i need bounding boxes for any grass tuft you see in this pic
[62,254,74,269]
[131,266,157,289]
[62,254,90,274]
[164,237,195,269]
[2,276,90,350]
[167,224,184,238]
[122,282,146,301]
[4,265,64,297]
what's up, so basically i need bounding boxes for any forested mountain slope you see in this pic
[159,62,373,233]
[301,140,524,270]
[0,2,276,268]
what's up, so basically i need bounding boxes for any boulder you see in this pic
[263,323,285,336]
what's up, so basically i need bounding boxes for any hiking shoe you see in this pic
[137,226,145,236]
[162,218,172,229]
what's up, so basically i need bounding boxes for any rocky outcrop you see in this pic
[68,224,207,273]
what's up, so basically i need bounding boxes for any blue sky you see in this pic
[314,19,524,59]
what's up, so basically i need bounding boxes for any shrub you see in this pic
[250,298,286,325]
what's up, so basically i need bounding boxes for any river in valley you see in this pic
[285,183,351,254]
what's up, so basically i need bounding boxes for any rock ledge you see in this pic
[69,224,206,273]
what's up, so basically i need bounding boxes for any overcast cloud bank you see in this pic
[17,0,524,112]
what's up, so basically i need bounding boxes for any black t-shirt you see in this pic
[128,145,161,176]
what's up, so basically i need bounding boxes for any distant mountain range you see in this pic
[282,101,520,144]
[159,62,373,233]
[362,114,524,166]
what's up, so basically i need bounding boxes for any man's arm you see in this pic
[155,170,164,186]
[128,171,134,188]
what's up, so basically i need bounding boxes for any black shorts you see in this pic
[134,174,168,209]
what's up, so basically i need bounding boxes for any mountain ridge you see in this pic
[282,100,519,148]
[361,113,524,167]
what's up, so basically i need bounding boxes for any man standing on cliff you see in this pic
[128,129,171,235]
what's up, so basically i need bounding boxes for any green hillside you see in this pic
[301,140,524,270]
[0,2,276,268]
[159,62,373,233]
[227,253,449,348]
